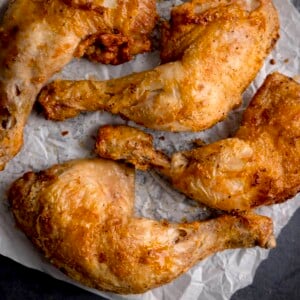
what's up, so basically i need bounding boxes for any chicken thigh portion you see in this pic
[0,0,156,170]
[9,159,275,294]
[39,0,279,132]
[95,73,300,211]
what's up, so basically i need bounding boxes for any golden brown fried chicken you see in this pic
[9,159,275,294]
[39,0,279,132]
[95,73,300,212]
[0,0,157,170]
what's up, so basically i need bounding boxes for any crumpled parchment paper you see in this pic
[0,0,299,299]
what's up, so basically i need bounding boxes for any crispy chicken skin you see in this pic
[95,73,300,211]
[9,159,275,294]
[0,0,156,170]
[39,0,279,132]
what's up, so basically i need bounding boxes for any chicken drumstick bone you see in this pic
[0,0,157,170]
[39,0,279,132]
[9,159,275,294]
[96,73,300,211]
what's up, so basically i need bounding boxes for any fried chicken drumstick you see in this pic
[96,73,300,212]
[9,159,275,294]
[39,0,279,132]
[0,0,157,170]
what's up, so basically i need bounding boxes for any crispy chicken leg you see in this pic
[39,0,279,132]
[9,159,275,294]
[0,0,157,170]
[95,73,300,211]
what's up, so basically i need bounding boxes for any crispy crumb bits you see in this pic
[61,131,69,136]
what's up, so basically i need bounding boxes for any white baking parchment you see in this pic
[0,0,300,299]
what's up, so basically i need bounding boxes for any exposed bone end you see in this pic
[95,125,171,172]
[95,125,155,170]
[38,81,82,121]
[239,212,276,249]
[265,235,276,249]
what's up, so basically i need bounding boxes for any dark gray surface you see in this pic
[231,208,300,300]
[0,255,103,300]
[0,1,299,300]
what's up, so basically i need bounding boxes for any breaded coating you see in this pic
[95,73,300,211]
[9,159,275,294]
[0,0,157,170]
[39,0,279,133]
